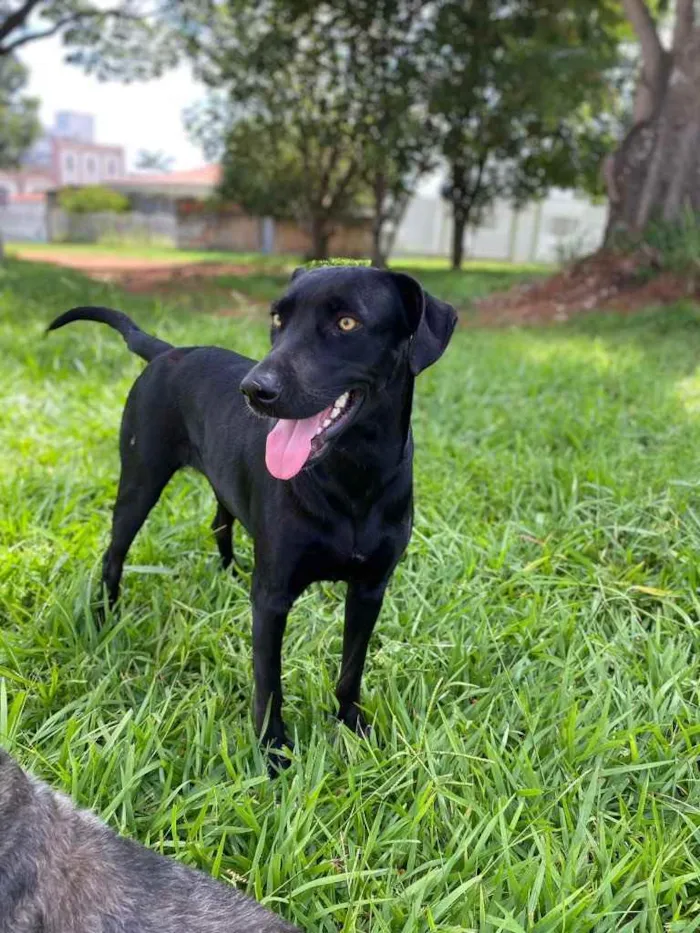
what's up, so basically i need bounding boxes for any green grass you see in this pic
[3,257,700,931]
[7,242,548,311]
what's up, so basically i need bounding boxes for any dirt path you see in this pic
[13,249,199,272]
[13,248,266,294]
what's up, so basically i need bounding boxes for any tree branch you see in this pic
[673,0,695,53]
[0,5,149,56]
[326,156,360,217]
[0,0,42,43]
[621,0,664,73]
[0,20,65,54]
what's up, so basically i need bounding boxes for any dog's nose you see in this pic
[240,370,282,407]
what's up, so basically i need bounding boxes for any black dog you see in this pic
[48,265,456,768]
[0,748,298,932]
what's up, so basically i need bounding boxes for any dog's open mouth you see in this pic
[265,390,363,480]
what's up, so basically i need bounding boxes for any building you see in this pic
[0,110,125,201]
[53,110,95,144]
[108,164,222,205]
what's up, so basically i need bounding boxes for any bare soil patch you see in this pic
[474,249,700,325]
[14,249,260,290]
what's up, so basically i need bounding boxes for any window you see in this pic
[107,159,116,176]
[62,153,76,183]
[86,156,96,176]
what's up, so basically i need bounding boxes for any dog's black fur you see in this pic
[47,265,456,767]
[0,748,298,932]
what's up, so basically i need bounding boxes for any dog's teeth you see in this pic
[323,418,331,428]
[337,392,349,407]
[331,407,340,419]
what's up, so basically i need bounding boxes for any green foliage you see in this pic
[184,1,440,260]
[0,2,178,79]
[431,0,627,267]
[4,258,700,929]
[0,57,39,170]
[182,1,628,265]
[58,186,130,215]
[641,208,700,276]
[217,118,310,221]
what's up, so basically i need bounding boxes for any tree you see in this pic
[349,1,440,268]
[0,1,178,79]
[363,115,438,268]
[183,2,371,259]
[187,108,310,220]
[183,0,440,261]
[135,149,175,173]
[0,55,39,170]
[604,0,700,241]
[431,1,624,269]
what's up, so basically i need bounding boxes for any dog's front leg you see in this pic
[336,579,388,735]
[251,573,294,773]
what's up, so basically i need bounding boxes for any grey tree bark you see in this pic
[605,0,700,241]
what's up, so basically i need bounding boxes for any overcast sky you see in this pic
[19,36,207,171]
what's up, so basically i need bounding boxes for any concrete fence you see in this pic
[175,202,373,256]
[393,190,607,262]
[0,189,608,262]
[47,208,177,244]
[0,201,47,242]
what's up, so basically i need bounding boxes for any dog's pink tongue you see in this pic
[265,409,330,480]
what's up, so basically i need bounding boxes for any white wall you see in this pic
[0,201,47,241]
[392,187,608,263]
[56,144,125,187]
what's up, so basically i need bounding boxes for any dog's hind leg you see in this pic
[211,497,236,572]
[101,397,178,609]
[102,463,174,609]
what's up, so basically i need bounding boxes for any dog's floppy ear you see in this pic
[391,272,458,376]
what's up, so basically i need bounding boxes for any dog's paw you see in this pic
[91,600,114,629]
[265,736,294,778]
[338,706,372,739]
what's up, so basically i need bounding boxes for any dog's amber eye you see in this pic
[271,312,282,329]
[337,316,360,333]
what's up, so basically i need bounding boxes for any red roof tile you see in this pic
[114,164,221,187]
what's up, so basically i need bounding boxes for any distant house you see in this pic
[0,109,126,202]
[108,164,221,212]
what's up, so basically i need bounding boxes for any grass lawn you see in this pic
[7,241,550,310]
[3,257,700,930]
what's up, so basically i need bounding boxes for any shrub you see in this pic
[58,186,130,215]
[642,207,700,275]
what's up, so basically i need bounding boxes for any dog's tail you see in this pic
[47,306,173,363]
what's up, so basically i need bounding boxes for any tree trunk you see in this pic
[370,226,386,268]
[370,172,388,268]
[605,15,700,242]
[451,212,467,270]
[307,215,331,260]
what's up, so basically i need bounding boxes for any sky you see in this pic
[19,36,207,171]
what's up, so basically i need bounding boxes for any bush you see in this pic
[58,186,130,215]
[642,207,700,275]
